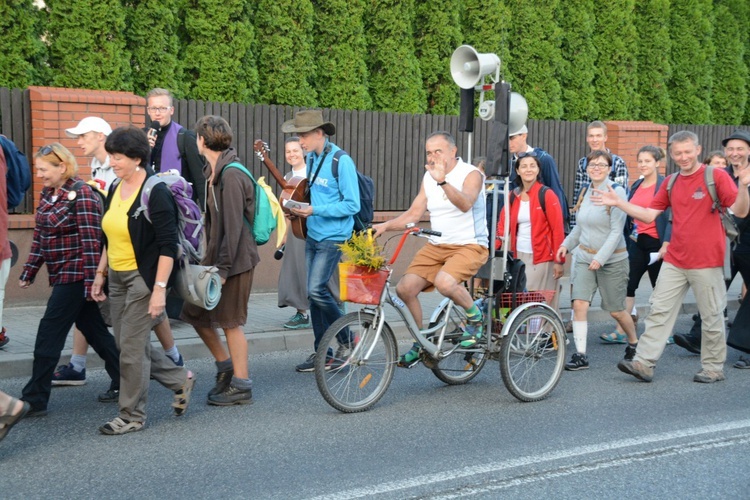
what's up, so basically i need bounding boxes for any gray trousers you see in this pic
[109,269,187,423]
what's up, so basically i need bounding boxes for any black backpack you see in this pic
[332,149,375,232]
[0,135,31,209]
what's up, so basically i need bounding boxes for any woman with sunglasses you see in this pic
[495,152,565,307]
[91,126,194,435]
[18,143,120,417]
[601,146,671,345]
[556,150,637,371]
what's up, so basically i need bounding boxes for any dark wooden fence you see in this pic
[4,86,750,214]
[667,124,750,174]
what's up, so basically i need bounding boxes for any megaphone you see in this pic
[508,92,529,136]
[450,45,501,89]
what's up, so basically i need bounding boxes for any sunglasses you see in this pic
[39,145,64,163]
[517,151,538,159]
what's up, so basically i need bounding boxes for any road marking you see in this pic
[309,419,750,499]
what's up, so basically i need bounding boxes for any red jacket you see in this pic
[495,182,565,264]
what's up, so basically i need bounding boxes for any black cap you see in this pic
[721,129,750,147]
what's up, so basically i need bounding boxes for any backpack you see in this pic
[135,170,205,263]
[332,150,375,232]
[666,166,739,244]
[571,183,620,216]
[0,135,31,209]
[223,162,277,246]
[508,185,550,215]
[68,180,106,215]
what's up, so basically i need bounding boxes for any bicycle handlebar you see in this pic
[388,226,442,266]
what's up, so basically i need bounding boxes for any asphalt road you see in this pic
[1,314,749,499]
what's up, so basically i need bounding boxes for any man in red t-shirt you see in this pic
[594,130,750,383]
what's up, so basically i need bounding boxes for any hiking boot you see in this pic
[565,353,589,371]
[673,333,701,354]
[99,417,144,435]
[208,368,234,397]
[0,327,8,348]
[693,369,725,384]
[617,359,654,382]
[295,353,316,372]
[208,385,253,406]
[459,318,484,348]
[624,345,637,361]
[284,312,311,330]
[51,363,86,386]
[98,389,120,403]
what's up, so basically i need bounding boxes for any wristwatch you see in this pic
[154,281,168,289]
[437,180,447,186]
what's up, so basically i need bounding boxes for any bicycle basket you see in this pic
[339,263,389,305]
[497,291,556,314]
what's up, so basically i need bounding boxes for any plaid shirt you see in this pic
[20,178,102,297]
[570,150,628,227]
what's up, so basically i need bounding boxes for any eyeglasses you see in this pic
[588,163,610,170]
[517,151,538,159]
[39,145,63,162]
[146,106,171,113]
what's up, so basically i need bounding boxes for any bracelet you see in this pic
[96,270,107,277]
[554,260,565,265]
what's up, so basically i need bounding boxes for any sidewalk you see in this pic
[0,276,742,378]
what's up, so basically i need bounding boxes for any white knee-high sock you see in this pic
[572,321,587,354]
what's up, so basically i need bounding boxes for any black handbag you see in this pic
[728,295,750,354]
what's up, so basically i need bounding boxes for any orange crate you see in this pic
[339,263,389,305]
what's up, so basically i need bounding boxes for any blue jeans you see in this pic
[306,238,344,351]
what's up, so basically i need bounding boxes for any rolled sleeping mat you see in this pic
[174,264,222,310]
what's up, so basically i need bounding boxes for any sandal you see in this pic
[172,371,195,416]
[599,332,628,344]
[734,355,750,369]
[0,397,30,442]
[99,417,144,435]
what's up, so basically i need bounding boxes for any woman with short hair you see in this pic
[92,126,194,435]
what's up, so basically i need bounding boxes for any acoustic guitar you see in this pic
[253,139,308,240]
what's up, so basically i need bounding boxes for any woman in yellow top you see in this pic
[92,126,194,435]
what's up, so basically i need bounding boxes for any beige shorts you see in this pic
[406,243,488,292]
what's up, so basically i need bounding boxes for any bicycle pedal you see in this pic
[397,359,421,369]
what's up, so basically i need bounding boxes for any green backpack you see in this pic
[223,162,277,245]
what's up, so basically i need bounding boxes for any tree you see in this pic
[506,0,564,119]
[311,0,371,110]
[556,0,598,121]
[710,1,747,125]
[182,0,257,102]
[592,0,639,120]
[0,0,46,88]
[414,0,462,115]
[365,0,426,114]
[126,0,186,98]
[254,0,317,107]
[668,0,715,124]
[45,0,132,91]
[634,0,672,122]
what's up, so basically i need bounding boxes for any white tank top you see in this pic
[424,159,489,247]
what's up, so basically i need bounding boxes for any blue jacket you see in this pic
[306,140,360,241]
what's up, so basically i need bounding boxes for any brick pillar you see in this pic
[28,86,146,197]
[605,121,670,182]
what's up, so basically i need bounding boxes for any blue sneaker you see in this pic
[51,363,86,386]
[459,318,484,348]
[171,354,185,367]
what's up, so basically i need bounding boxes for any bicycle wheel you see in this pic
[500,306,566,402]
[428,301,488,385]
[314,311,397,413]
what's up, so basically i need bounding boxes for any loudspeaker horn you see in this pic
[450,45,501,89]
[508,92,529,136]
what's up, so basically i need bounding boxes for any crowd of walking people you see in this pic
[1,93,749,441]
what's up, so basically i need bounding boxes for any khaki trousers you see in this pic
[109,269,187,423]
[636,262,727,372]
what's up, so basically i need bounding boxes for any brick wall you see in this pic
[605,121,670,180]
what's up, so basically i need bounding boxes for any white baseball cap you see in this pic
[65,117,113,138]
